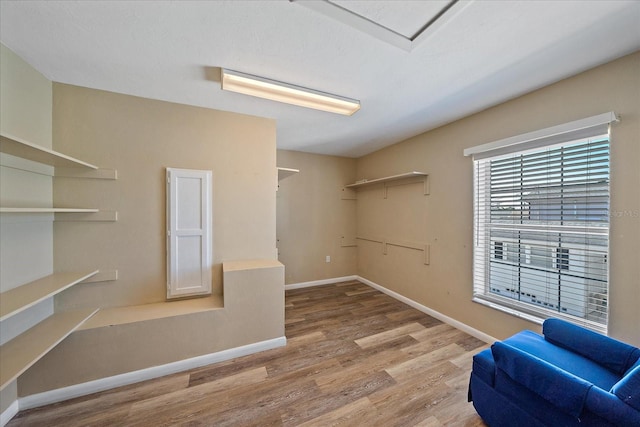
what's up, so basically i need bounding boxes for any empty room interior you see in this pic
[1,1,639,426]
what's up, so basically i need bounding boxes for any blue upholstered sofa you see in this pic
[469,318,640,426]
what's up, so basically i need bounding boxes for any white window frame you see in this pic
[464,112,618,333]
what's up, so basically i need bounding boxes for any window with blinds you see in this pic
[465,112,617,333]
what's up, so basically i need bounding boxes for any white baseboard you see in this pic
[18,336,286,411]
[357,276,497,344]
[285,275,358,290]
[0,400,19,427]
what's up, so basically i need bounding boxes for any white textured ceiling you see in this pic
[1,1,639,158]
[331,0,452,38]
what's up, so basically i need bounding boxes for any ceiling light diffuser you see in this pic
[221,69,360,116]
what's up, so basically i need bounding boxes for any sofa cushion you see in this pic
[543,318,640,375]
[611,365,640,411]
[504,330,620,390]
[492,341,592,418]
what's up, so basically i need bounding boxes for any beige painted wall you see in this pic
[51,84,277,309]
[0,44,54,290]
[276,150,357,284]
[355,51,640,345]
[15,84,283,396]
[0,44,53,413]
[0,44,52,148]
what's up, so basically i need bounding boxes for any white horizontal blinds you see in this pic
[469,113,616,333]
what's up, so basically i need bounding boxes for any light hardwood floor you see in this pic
[8,281,488,426]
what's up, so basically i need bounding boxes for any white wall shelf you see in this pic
[1,132,113,394]
[1,133,98,169]
[0,271,99,322]
[343,172,431,267]
[54,210,118,222]
[0,208,118,222]
[0,208,99,214]
[345,171,429,198]
[277,167,299,181]
[0,308,98,390]
[54,167,117,180]
[345,171,427,188]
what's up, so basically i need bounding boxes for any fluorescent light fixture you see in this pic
[221,68,360,116]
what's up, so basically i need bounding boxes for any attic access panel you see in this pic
[294,0,466,51]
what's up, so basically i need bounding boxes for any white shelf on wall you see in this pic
[0,134,117,218]
[0,207,99,214]
[1,132,113,393]
[0,133,98,169]
[0,271,99,322]
[0,308,98,390]
[345,171,427,188]
[0,208,118,222]
[277,167,299,181]
[345,171,429,199]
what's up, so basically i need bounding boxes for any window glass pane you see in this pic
[473,135,610,330]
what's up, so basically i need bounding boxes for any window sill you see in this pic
[472,295,607,334]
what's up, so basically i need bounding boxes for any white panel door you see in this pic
[166,168,212,299]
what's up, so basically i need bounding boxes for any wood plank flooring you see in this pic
[8,281,488,426]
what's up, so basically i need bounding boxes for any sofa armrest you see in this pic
[492,341,592,418]
[611,365,640,411]
[543,318,640,375]
[471,348,495,387]
[587,381,640,425]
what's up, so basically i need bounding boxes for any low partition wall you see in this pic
[12,259,284,412]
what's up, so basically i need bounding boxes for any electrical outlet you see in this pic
[325,255,331,263]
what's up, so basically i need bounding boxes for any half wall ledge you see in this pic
[16,259,285,397]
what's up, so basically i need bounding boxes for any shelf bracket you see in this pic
[383,175,429,199]
[340,236,357,247]
[55,168,117,180]
[82,270,118,283]
[341,187,357,200]
[54,210,118,222]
